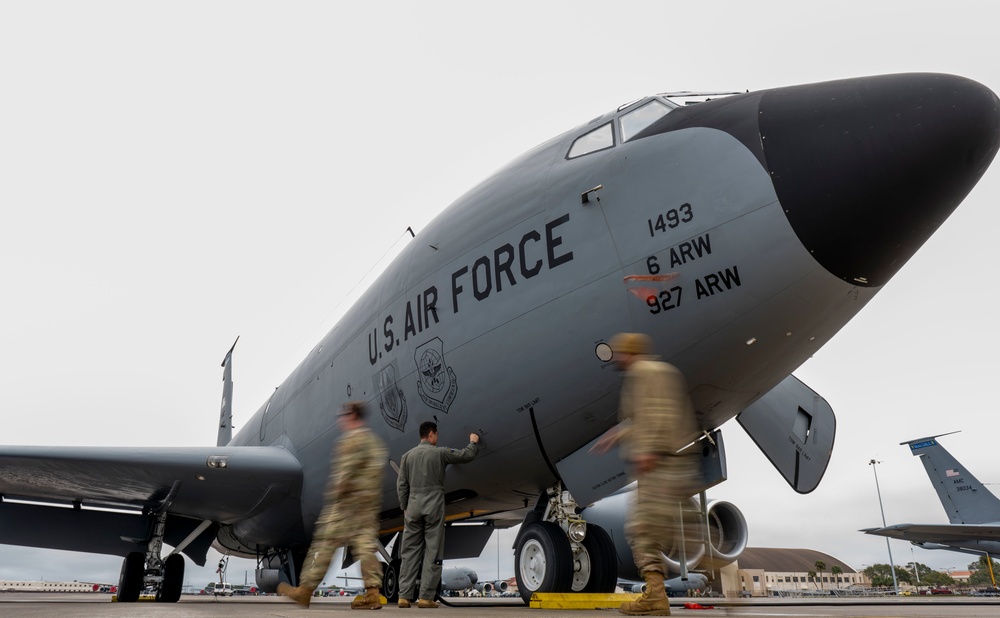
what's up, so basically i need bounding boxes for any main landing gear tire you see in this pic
[155,554,185,603]
[514,521,573,603]
[382,558,402,603]
[578,524,617,593]
[117,552,144,603]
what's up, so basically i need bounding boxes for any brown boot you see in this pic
[398,598,412,608]
[351,587,383,610]
[416,598,439,608]
[620,572,671,616]
[277,582,313,607]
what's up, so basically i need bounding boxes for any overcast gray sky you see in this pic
[2,0,998,588]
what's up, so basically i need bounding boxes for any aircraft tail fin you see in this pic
[217,337,238,447]
[903,432,1000,524]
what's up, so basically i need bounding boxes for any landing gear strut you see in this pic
[513,483,617,602]
[116,511,209,603]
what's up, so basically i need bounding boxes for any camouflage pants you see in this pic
[299,500,382,591]
[626,455,701,577]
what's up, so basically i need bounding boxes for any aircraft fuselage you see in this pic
[224,74,1000,553]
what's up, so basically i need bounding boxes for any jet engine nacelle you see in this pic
[581,487,748,580]
[474,580,507,594]
[701,499,748,568]
[661,496,706,574]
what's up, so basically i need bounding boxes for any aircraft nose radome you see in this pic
[761,73,1000,287]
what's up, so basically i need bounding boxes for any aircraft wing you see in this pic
[862,523,1000,543]
[0,445,302,522]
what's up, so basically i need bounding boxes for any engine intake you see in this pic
[703,499,748,567]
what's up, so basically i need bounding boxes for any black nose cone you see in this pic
[761,73,1000,286]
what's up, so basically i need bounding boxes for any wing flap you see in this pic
[0,502,219,564]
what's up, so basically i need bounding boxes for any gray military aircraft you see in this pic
[1,73,998,604]
[442,566,483,593]
[862,433,1000,557]
[619,572,709,596]
[328,564,483,594]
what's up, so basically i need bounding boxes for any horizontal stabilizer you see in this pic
[737,375,835,493]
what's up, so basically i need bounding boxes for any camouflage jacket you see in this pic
[327,426,387,506]
[618,357,699,460]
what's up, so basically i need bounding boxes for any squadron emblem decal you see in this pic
[414,337,458,413]
[374,361,407,432]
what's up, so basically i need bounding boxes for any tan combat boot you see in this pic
[277,582,313,607]
[619,571,671,616]
[350,587,383,610]
[416,598,439,608]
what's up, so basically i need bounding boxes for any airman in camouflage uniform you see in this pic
[396,421,479,608]
[592,333,702,616]
[279,401,388,610]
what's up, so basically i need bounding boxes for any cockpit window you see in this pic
[619,99,672,142]
[567,122,614,159]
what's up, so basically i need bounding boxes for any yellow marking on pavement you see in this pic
[529,592,641,609]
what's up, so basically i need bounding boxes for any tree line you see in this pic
[863,556,1000,588]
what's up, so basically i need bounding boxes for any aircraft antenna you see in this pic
[336,227,416,305]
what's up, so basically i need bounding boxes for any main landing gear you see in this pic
[513,483,617,603]
[116,512,188,603]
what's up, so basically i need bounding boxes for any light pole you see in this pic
[869,459,899,594]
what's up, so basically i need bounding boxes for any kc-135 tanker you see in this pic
[1,73,997,603]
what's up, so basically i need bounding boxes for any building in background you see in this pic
[734,548,868,596]
[0,580,102,593]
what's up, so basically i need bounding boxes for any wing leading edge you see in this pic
[0,445,303,563]
[862,523,1000,543]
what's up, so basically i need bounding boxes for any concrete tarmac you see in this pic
[2,594,1000,617]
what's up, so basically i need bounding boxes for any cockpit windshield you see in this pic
[619,99,673,142]
[567,122,614,159]
[567,97,680,159]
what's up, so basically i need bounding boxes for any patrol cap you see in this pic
[609,332,652,356]
[338,401,367,418]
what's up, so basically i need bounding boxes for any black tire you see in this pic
[117,552,145,603]
[381,558,402,602]
[580,524,618,593]
[155,554,184,603]
[514,521,573,603]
